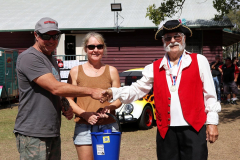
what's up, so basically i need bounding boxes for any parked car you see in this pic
[116,68,156,129]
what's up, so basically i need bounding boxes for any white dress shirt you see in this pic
[111,50,221,126]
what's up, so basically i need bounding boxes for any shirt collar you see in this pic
[159,50,192,71]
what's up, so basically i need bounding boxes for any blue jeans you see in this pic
[213,76,221,101]
[73,123,119,145]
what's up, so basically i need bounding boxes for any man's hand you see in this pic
[100,89,113,103]
[81,112,100,125]
[62,107,73,120]
[90,88,114,103]
[90,88,104,100]
[206,124,219,143]
[91,88,112,103]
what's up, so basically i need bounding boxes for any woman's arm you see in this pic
[66,66,100,125]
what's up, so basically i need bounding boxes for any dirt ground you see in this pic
[61,102,240,160]
[117,102,240,160]
[0,102,240,160]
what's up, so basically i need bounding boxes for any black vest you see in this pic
[222,64,235,83]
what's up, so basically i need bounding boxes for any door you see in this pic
[65,35,76,60]
[5,51,14,97]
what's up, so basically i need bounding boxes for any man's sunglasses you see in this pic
[163,34,182,42]
[37,32,61,40]
[87,44,104,50]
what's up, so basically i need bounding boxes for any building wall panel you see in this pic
[0,32,34,54]
[202,30,223,63]
[103,46,165,73]
[0,29,224,70]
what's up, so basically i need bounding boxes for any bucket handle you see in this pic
[106,113,122,133]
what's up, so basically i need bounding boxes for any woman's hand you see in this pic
[98,106,111,119]
[62,106,73,120]
[81,112,100,125]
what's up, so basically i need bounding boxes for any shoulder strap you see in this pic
[76,65,84,83]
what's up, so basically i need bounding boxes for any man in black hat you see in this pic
[14,17,107,160]
[103,20,221,160]
[218,57,239,104]
[210,55,223,102]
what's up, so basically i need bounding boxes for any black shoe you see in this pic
[231,100,238,105]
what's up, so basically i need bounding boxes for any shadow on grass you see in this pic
[121,122,157,133]
[0,102,18,110]
[121,123,139,132]
[219,104,240,124]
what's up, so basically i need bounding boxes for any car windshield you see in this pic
[124,76,142,86]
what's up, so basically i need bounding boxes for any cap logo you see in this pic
[44,21,55,24]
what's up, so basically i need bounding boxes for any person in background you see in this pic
[14,18,107,160]
[232,57,239,66]
[66,32,122,160]
[210,55,223,102]
[233,57,240,89]
[102,20,220,160]
[219,57,239,105]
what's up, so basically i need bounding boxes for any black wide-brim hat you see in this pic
[155,20,192,40]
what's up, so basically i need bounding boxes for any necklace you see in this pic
[87,62,102,75]
[94,68,100,75]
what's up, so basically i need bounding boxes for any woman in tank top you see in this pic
[66,32,122,160]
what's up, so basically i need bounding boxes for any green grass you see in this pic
[0,107,18,141]
[0,106,77,160]
[0,106,75,142]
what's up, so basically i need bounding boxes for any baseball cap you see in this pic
[35,17,60,34]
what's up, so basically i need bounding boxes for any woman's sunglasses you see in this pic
[87,44,104,50]
[37,32,61,40]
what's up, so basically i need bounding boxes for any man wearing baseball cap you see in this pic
[103,20,221,160]
[14,17,107,160]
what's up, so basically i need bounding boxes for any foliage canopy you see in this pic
[146,0,240,26]
[227,9,240,31]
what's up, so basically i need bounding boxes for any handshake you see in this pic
[61,88,114,121]
[93,88,113,103]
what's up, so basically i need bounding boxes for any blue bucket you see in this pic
[91,113,122,160]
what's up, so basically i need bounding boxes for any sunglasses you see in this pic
[163,34,182,42]
[87,44,104,50]
[37,32,61,40]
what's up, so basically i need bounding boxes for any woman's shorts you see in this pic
[73,123,119,145]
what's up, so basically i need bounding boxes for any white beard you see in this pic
[164,37,186,52]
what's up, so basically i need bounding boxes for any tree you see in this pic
[146,0,240,26]
[227,9,240,31]
[222,43,240,58]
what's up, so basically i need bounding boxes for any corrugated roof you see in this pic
[0,0,233,32]
[222,28,240,46]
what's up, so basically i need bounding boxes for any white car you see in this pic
[116,68,156,129]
